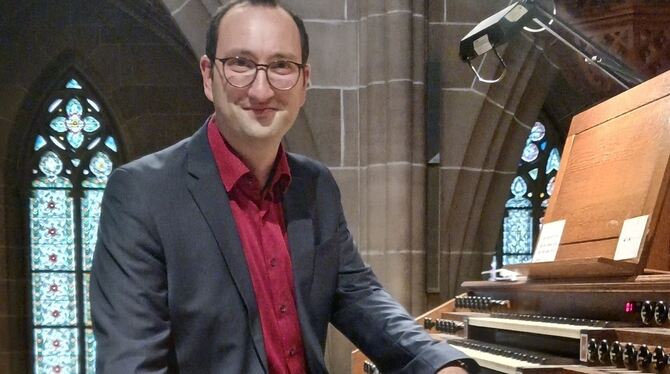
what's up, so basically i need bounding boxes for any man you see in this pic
[90,0,477,373]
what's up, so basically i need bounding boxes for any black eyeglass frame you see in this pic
[213,56,306,91]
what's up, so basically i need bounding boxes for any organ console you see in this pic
[352,68,670,373]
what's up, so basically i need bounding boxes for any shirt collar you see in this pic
[207,116,291,199]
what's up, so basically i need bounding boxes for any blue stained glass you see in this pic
[504,255,533,265]
[81,190,104,271]
[88,138,101,150]
[39,152,63,178]
[105,136,117,152]
[30,190,75,271]
[528,122,546,142]
[31,76,119,374]
[32,273,77,326]
[510,176,527,198]
[66,114,84,134]
[502,209,533,262]
[87,99,100,112]
[521,143,539,163]
[82,178,107,189]
[505,196,532,208]
[50,136,67,150]
[85,329,96,374]
[547,176,556,196]
[50,117,67,133]
[30,219,75,262]
[34,328,79,374]
[502,120,561,266]
[66,99,83,117]
[90,152,113,179]
[83,117,100,132]
[33,177,73,188]
[48,99,63,113]
[66,79,82,89]
[83,275,91,326]
[35,136,47,151]
[66,132,85,149]
[546,148,561,174]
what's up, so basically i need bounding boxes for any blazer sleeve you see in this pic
[90,167,172,373]
[324,172,478,374]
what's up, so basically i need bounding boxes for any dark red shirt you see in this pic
[207,119,307,374]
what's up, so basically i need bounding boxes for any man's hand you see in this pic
[437,365,470,374]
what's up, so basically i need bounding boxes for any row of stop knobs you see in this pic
[455,295,509,310]
[423,318,464,333]
[587,338,668,371]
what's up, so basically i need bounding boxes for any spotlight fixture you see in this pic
[459,0,643,87]
[459,2,537,83]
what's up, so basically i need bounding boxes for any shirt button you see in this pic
[279,304,287,314]
[270,258,277,267]
[289,347,296,357]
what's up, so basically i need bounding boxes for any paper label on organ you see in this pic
[579,334,587,362]
[532,220,565,263]
[473,34,492,56]
[614,215,649,260]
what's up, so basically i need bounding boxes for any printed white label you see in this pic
[473,34,493,56]
[532,220,566,263]
[505,4,528,23]
[614,215,649,260]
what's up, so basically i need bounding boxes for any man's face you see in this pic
[200,5,310,146]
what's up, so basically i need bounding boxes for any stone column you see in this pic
[357,0,428,315]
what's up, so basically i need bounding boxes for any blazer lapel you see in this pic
[283,160,316,304]
[184,124,268,373]
[284,156,329,372]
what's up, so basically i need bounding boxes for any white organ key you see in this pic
[467,316,602,339]
[453,346,542,374]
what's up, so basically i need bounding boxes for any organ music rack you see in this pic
[352,69,670,373]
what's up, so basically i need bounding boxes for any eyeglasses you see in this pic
[214,56,305,91]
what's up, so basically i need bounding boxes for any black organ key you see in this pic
[655,301,669,325]
[624,343,638,370]
[654,346,667,371]
[642,300,654,325]
[638,344,652,370]
[587,338,599,364]
[598,339,610,365]
[610,341,624,368]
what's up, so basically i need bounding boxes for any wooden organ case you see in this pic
[352,70,670,374]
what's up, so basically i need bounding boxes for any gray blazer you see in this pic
[90,123,473,373]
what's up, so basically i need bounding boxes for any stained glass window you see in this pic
[28,75,121,374]
[498,120,562,266]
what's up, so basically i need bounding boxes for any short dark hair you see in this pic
[205,0,309,64]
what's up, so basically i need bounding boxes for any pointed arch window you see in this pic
[498,120,562,266]
[28,74,122,374]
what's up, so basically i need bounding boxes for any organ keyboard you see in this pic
[352,275,670,373]
[350,61,670,374]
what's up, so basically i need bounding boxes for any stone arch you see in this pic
[436,31,559,298]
